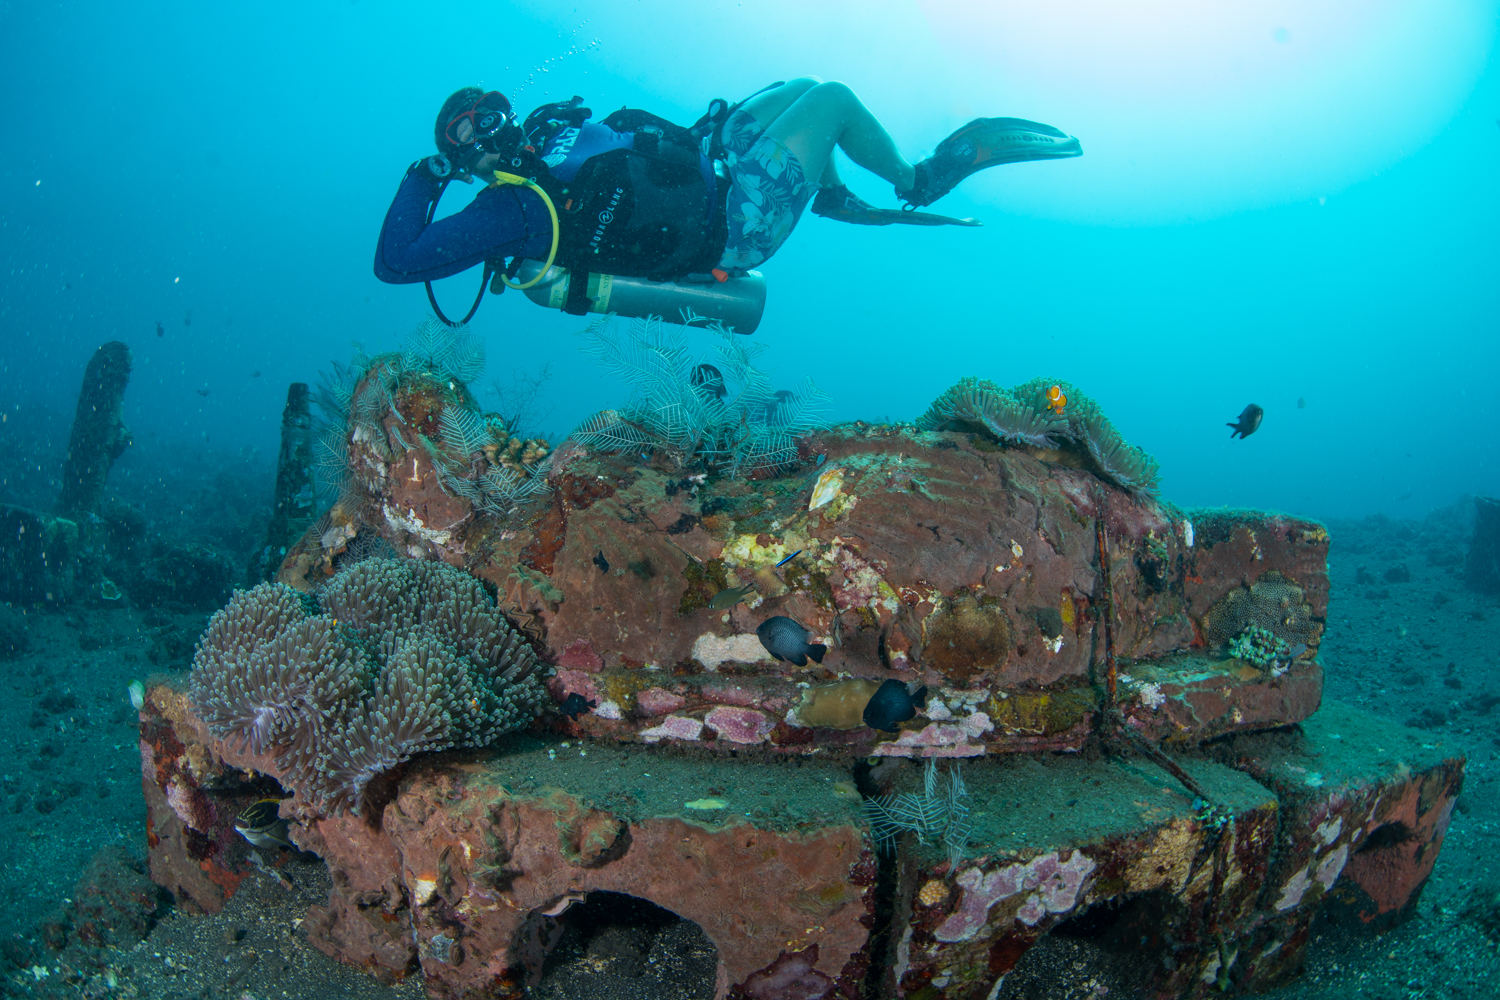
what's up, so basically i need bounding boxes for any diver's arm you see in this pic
[373,166,553,284]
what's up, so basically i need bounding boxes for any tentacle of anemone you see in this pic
[1077,410,1161,497]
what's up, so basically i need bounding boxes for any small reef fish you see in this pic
[764,389,797,425]
[1227,404,1263,439]
[690,363,727,400]
[756,615,827,666]
[1045,384,1068,415]
[708,584,756,610]
[592,550,609,573]
[775,550,802,568]
[235,798,294,850]
[558,692,596,719]
[183,311,192,327]
[196,388,211,397]
[154,321,164,338]
[862,679,928,732]
[1297,397,1305,409]
[1285,643,1308,660]
[250,370,261,378]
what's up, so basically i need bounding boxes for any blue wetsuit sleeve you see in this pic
[373,167,556,284]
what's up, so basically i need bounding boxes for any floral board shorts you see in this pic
[708,109,818,273]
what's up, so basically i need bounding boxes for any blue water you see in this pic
[2,0,1497,518]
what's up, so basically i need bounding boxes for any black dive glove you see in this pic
[410,154,457,186]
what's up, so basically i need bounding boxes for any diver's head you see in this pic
[436,87,520,178]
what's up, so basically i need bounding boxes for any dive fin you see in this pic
[812,185,982,227]
[900,117,1082,208]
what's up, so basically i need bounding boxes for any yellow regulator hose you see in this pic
[489,170,560,291]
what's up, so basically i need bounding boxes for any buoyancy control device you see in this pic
[425,90,777,334]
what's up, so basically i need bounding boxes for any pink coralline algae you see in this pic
[701,679,760,707]
[870,713,994,758]
[1015,851,1096,926]
[547,669,601,707]
[635,686,686,717]
[165,776,211,833]
[555,638,604,671]
[935,851,1097,942]
[639,715,705,743]
[705,705,774,744]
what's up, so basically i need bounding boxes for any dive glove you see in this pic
[411,154,457,186]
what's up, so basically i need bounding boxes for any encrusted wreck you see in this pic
[140,323,1463,999]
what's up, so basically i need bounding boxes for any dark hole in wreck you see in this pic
[510,890,719,998]
[994,890,1188,1000]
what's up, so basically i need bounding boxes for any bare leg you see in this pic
[738,77,820,130]
[757,81,915,192]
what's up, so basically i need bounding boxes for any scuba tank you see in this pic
[513,260,766,334]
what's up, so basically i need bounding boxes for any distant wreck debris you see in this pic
[249,382,316,583]
[1467,495,1500,593]
[58,340,132,516]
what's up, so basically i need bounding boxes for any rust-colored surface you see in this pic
[138,682,260,915]
[288,417,1331,756]
[142,680,1462,1000]
[382,751,875,998]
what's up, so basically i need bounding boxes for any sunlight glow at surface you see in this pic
[918,0,1497,223]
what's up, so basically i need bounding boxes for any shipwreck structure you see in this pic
[140,328,1463,999]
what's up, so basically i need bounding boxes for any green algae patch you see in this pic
[473,734,865,835]
[945,752,1276,862]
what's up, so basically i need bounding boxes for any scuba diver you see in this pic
[374,77,1081,331]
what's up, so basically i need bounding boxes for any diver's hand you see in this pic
[410,154,457,185]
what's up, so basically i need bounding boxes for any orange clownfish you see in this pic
[1045,384,1068,415]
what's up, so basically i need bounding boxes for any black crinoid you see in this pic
[569,314,829,477]
[919,376,1161,498]
[315,317,554,520]
[189,558,546,817]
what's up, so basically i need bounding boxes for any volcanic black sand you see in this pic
[0,458,1496,998]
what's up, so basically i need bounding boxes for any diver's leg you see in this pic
[761,81,916,193]
[738,77,821,130]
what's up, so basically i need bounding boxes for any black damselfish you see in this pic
[592,551,609,573]
[862,679,928,732]
[1227,404,1264,439]
[559,692,596,719]
[756,616,827,666]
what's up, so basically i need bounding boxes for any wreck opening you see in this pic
[994,890,1185,999]
[510,890,719,998]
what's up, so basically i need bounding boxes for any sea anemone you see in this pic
[920,377,1160,497]
[917,377,1064,448]
[190,558,545,815]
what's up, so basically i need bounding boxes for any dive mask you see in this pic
[444,90,517,167]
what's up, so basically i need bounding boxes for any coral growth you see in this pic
[919,377,1160,496]
[864,758,970,869]
[923,594,1013,681]
[570,316,827,476]
[1200,570,1320,649]
[316,319,552,518]
[190,558,545,815]
[1227,624,1292,670]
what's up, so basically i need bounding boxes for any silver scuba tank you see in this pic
[514,260,766,334]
